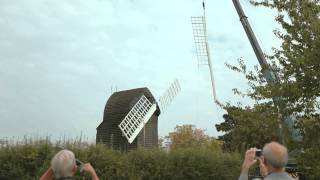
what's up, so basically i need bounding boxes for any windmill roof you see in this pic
[97,87,160,130]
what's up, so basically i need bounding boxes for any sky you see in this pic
[0,0,281,142]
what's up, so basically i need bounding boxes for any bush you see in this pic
[0,141,241,180]
[167,148,240,180]
[0,143,54,180]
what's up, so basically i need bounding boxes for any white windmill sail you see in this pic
[119,79,181,144]
[158,79,181,111]
[191,2,218,102]
[118,95,157,144]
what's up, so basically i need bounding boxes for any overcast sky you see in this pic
[0,0,281,142]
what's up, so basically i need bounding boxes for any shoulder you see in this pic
[265,172,294,180]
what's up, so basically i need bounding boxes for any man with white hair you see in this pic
[40,149,99,180]
[239,142,294,180]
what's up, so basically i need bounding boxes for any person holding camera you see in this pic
[239,142,294,180]
[39,149,99,180]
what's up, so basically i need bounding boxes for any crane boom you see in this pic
[232,0,301,142]
[232,0,278,84]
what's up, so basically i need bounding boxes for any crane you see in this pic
[232,0,301,143]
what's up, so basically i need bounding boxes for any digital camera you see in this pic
[255,149,262,157]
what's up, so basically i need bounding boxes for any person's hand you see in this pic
[258,157,268,177]
[39,167,54,180]
[241,148,258,173]
[82,163,99,180]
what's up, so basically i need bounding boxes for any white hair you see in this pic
[51,149,76,179]
[262,142,288,169]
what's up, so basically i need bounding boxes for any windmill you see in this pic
[119,79,181,145]
[96,79,181,151]
[191,1,217,102]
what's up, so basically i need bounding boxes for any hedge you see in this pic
[0,142,241,180]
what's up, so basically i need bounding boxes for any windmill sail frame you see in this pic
[158,79,181,111]
[118,95,157,144]
[191,14,217,102]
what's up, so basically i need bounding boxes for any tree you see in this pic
[246,0,320,114]
[165,124,221,151]
[251,1,320,177]
[216,103,279,153]
[217,0,320,178]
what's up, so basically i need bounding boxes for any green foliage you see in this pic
[167,148,241,180]
[250,0,320,114]
[0,143,55,180]
[298,148,320,180]
[219,0,320,178]
[296,117,320,179]
[125,149,168,180]
[216,103,280,153]
[0,140,241,180]
[84,144,126,180]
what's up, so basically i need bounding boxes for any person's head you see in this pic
[262,142,288,172]
[51,149,77,179]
